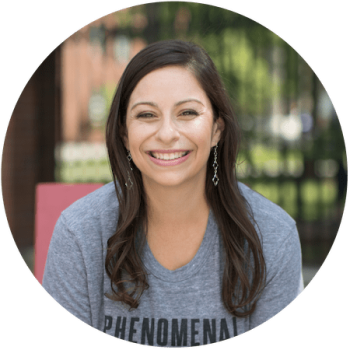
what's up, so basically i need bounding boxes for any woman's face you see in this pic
[124,65,224,189]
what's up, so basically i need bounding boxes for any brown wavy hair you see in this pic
[105,40,266,317]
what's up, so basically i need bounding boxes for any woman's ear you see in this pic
[120,125,129,150]
[211,117,225,147]
[123,135,129,151]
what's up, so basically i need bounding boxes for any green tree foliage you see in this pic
[86,3,347,227]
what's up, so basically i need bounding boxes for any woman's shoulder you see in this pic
[237,182,301,279]
[238,182,295,229]
[59,181,119,238]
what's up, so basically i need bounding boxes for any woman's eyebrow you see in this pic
[130,101,158,111]
[175,98,204,107]
[130,98,204,111]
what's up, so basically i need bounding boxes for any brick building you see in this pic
[2,11,146,252]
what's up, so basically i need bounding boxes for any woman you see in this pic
[43,40,303,346]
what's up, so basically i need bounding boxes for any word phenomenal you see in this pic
[103,315,238,346]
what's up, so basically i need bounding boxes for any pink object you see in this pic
[34,183,103,284]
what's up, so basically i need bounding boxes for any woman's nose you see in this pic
[155,117,180,144]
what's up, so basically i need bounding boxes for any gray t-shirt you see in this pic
[42,181,303,346]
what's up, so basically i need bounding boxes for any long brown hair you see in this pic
[105,40,266,317]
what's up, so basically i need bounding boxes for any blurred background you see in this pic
[1,3,347,287]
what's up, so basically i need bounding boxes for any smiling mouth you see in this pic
[149,151,190,160]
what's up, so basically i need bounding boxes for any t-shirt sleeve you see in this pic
[42,214,92,325]
[249,223,303,329]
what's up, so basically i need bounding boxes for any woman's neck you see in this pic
[144,179,210,229]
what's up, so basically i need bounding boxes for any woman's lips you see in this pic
[148,149,190,154]
[147,150,192,166]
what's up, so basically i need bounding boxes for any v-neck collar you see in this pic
[141,210,218,283]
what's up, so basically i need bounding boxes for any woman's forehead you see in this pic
[128,66,209,108]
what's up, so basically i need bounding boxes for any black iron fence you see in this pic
[54,3,346,268]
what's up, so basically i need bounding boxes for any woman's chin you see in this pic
[142,174,199,189]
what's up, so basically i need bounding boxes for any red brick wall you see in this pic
[1,47,61,248]
[1,12,145,248]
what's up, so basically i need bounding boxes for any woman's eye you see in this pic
[136,110,198,119]
[180,110,199,117]
[137,113,155,119]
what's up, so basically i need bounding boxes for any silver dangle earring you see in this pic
[125,150,133,189]
[212,144,219,186]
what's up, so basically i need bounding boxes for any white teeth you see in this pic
[151,152,188,160]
